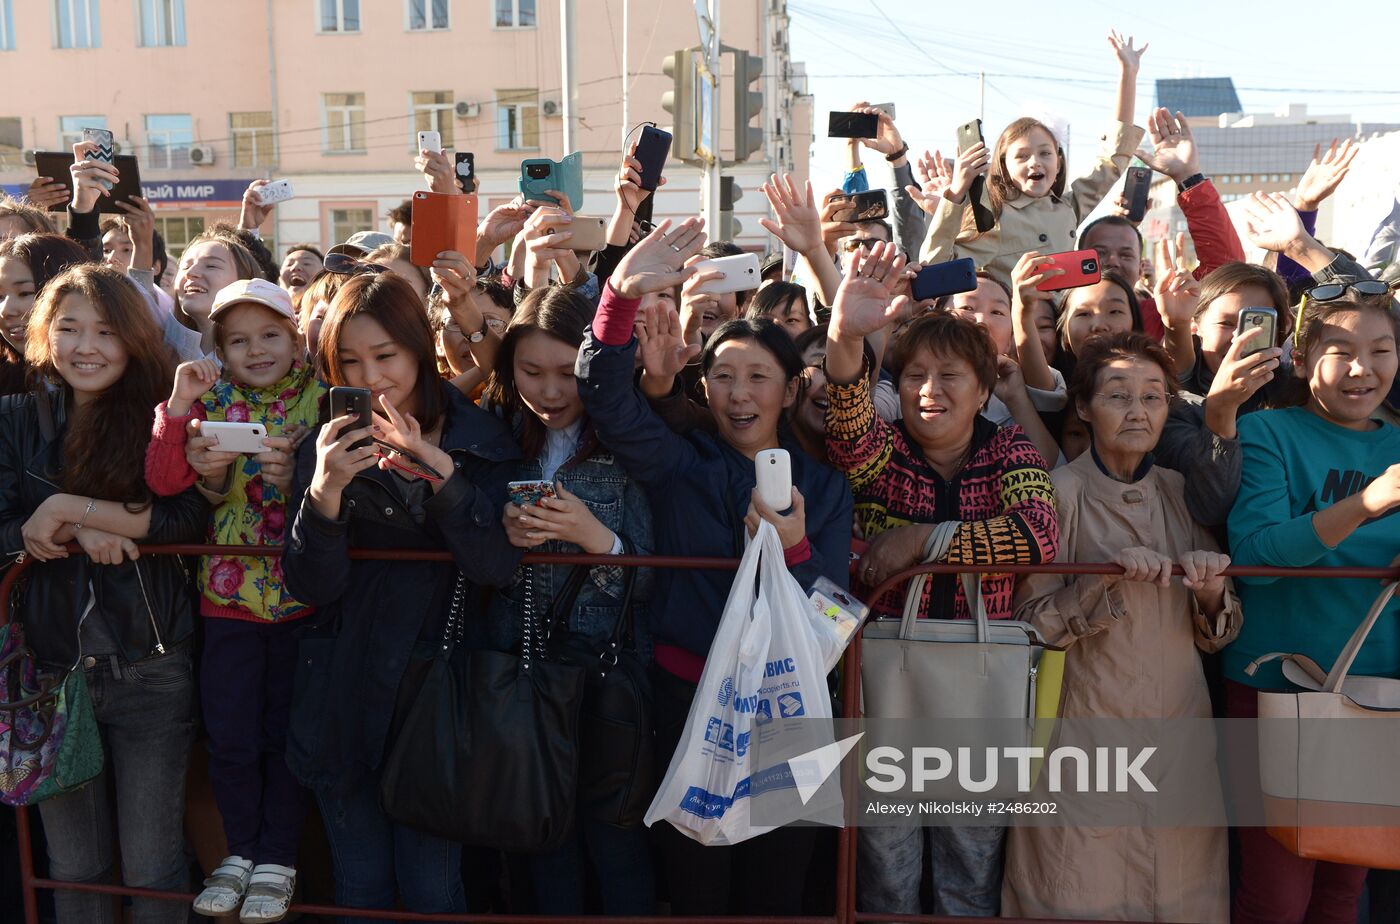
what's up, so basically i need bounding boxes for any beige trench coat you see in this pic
[919,121,1145,289]
[1000,453,1240,923]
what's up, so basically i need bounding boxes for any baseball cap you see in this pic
[209,278,297,324]
[327,230,395,258]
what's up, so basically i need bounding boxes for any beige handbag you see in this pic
[1247,581,1400,869]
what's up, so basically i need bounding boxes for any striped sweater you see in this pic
[826,369,1059,620]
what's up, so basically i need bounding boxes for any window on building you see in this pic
[138,0,185,46]
[1243,175,1252,184]
[0,118,22,169]
[145,114,193,169]
[408,0,448,30]
[496,89,538,150]
[319,0,360,32]
[494,0,535,28]
[155,215,204,260]
[1,0,16,51]
[230,112,274,167]
[53,0,100,48]
[59,114,105,149]
[330,208,374,247]
[323,93,366,153]
[412,91,454,148]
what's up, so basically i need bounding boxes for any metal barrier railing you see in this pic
[7,543,1388,924]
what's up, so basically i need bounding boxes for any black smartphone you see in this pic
[33,151,143,214]
[829,190,889,222]
[955,120,994,233]
[329,386,374,451]
[911,258,978,302]
[634,125,671,192]
[1123,165,1152,222]
[454,152,475,190]
[828,111,879,139]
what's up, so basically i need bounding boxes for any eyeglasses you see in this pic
[324,252,390,276]
[443,317,507,336]
[841,238,884,252]
[1093,391,1168,411]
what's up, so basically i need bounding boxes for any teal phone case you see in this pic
[519,151,584,209]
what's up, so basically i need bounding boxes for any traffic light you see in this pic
[661,47,701,164]
[731,49,764,162]
[720,175,742,240]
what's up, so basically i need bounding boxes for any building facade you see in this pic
[0,0,812,257]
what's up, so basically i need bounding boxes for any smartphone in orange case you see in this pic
[409,191,478,268]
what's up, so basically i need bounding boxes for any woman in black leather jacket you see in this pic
[0,264,207,924]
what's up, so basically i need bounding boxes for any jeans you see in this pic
[530,817,654,915]
[315,777,466,923]
[37,648,195,924]
[857,824,1006,917]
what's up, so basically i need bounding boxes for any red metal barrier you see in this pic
[8,544,1388,924]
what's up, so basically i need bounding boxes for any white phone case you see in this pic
[200,421,269,455]
[417,130,442,152]
[255,179,294,206]
[755,448,793,511]
[693,253,761,295]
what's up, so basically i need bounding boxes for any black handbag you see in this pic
[379,573,586,853]
[545,547,654,829]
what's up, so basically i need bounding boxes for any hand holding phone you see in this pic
[199,421,270,455]
[634,126,672,192]
[254,179,295,206]
[1035,250,1102,292]
[328,386,374,451]
[755,449,793,511]
[828,190,889,223]
[692,253,761,295]
[507,480,557,508]
[417,130,442,153]
[1122,166,1152,223]
[409,191,478,268]
[454,152,475,191]
[82,128,115,192]
[1235,307,1278,358]
[911,258,977,301]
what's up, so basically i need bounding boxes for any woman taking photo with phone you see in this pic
[282,270,522,918]
[0,264,208,924]
[577,219,854,916]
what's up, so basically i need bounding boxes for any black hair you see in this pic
[1078,215,1144,253]
[701,241,744,259]
[151,228,169,283]
[745,281,808,322]
[207,221,279,282]
[701,316,805,382]
[284,243,325,262]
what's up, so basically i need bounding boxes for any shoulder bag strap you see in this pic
[35,387,56,445]
[898,520,960,640]
[1324,581,1400,693]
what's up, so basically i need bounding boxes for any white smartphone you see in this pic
[417,130,442,152]
[694,252,762,295]
[82,127,115,192]
[254,179,294,206]
[871,102,897,120]
[566,216,608,252]
[755,448,793,511]
[200,421,269,455]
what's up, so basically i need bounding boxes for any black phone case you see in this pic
[329,387,374,450]
[455,152,475,183]
[1124,166,1152,222]
[634,126,671,192]
[828,111,879,138]
[33,151,143,214]
[911,258,978,302]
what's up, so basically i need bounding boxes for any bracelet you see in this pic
[885,143,910,163]
[73,498,96,531]
[1177,173,1206,192]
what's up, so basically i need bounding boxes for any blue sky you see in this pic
[788,0,1400,187]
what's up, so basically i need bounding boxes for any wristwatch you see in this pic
[467,322,488,343]
[885,143,910,163]
[1177,173,1207,192]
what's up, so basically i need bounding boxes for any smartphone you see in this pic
[328,386,374,451]
[956,119,994,233]
[634,125,672,192]
[417,130,442,152]
[1035,249,1102,292]
[829,190,889,223]
[1123,166,1152,223]
[81,127,115,192]
[409,190,479,268]
[955,119,984,154]
[755,449,793,511]
[911,258,977,302]
[199,421,269,455]
[519,152,585,209]
[34,151,142,214]
[828,111,879,139]
[454,152,475,190]
[1235,307,1278,357]
[693,252,761,295]
[507,479,557,508]
[567,216,608,252]
[870,102,896,121]
[254,179,294,206]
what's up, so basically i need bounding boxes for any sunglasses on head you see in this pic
[1295,280,1400,339]
[842,238,885,252]
[324,252,390,276]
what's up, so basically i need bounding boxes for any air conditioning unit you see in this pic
[189,144,216,166]
[21,150,37,167]
[454,100,480,119]
[112,138,135,156]
[541,99,562,118]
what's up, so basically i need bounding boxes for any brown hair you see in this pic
[0,233,92,293]
[365,242,431,295]
[889,311,999,393]
[318,273,445,432]
[1195,262,1292,343]
[983,118,1066,223]
[25,265,172,503]
[1068,332,1179,411]
[298,270,343,330]
[0,196,57,236]
[173,232,262,329]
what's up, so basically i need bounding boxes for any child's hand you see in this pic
[255,435,296,495]
[905,150,954,217]
[1010,251,1061,304]
[1107,30,1148,74]
[948,143,990,204]
[185,419,241,491]
[1241,192,1308,254]
[1135,109,1201,185]
[169,360,219,416]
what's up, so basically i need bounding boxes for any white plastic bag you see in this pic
[645,520,845,845]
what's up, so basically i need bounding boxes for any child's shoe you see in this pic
[193,855,253,917]
[238,864,297,923]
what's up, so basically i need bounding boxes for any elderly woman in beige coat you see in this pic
[1002,332,1241,924]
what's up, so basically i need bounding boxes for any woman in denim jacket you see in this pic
[482,286,654,916]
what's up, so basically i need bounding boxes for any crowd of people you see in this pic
[2,28,1400,924]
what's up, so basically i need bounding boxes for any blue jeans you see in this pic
[315,778,465,923]
[37,648,195,924]
[530,818,654,915]
[858,824,1005,917]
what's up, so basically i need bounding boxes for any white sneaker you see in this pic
[193,855,253,917]
[238,864,296,923]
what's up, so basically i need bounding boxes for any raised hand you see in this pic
[114,195,156,272]
[758,174,823,255]
[1107,29,1148,74]
[948,143,990,204]
[1295,138,1359,212]
[615,144,664,215]
[373,393,452,483]
[1152,237,1200,333]
[478,199,532,252]
[69,141,118,214]
[415,148,462,195]
[1010,250,1062,304]
[1134,108,1201,184]
[1241,192,1308,254]
[819,189,859,256]
[239,180,274,231]
[169,359,220,416]
[853,103,904,158]
[637,300,701,395]
[905,149,954,217]
[830,240,909,340]
[1203,328,1282,438]
[24,176,69,211]
[429,250,485,335]
[609,219,706,299]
